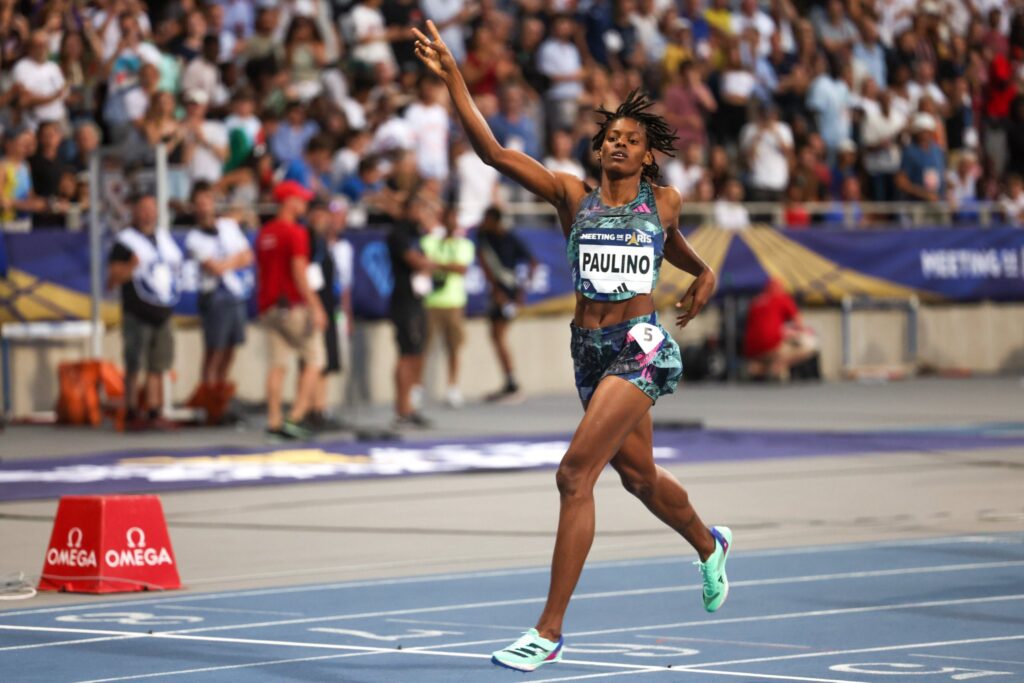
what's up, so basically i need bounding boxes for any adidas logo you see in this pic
[612,282,630,293]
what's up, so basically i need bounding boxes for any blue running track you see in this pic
[2,534,1023,682]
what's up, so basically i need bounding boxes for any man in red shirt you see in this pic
[257,180,327,440]
[743,279,818,381]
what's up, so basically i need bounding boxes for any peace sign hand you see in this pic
[412,20,458,82]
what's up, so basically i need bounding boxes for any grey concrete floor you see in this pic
[3,377,1024,461]
[1,377,1022,612]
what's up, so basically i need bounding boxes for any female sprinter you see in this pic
[413,21,731,673]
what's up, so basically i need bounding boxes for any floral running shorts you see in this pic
[569,312,683,405]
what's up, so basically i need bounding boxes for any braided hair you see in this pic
[591,89,678,182]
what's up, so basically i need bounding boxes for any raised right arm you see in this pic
[413,21,579,209]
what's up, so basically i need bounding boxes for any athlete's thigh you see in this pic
[563,376,653,475]
[610,411,656,482]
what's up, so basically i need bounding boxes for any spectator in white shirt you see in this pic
[184,180,254,424]
[181,36,225,110]
[946,150,980,221]
[404,76,451,182]
[631,0,668,64]
[90,0,152,61]
[207,3,239,64]
[907,60,948,118]
[713,178,751,230]
[453,136,499,229]
[345,0,398,72]
[12,31,68,129]
[732,0,775,57]
[1000,174,1024,227]
[662,141,706,201]
[861,89,907,201]
[182,90,228,185]
[538,15,584,131]
[806,55,852,158]
[543,129,585,180]
[421,0,475,65]
[740,100,793,201]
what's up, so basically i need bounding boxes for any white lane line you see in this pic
[3,532,1018,618]
[73,652,371,683]
[3,593,1023,657]
[912,653,1024,666]
[676,634,1024,669]
[533,670,667,682]
[387,617,523,631]
[394,594,1024,651]
[564,594,1024,641]
[165,561,1024,636]
[0,635,143,653]
[153,605,303,616]
[0,624,140,637]
[0,624,670,675]
[634,634,814,650]
[677,670,866,683]
[537,665,867,683]
[531,668,868,683]
[412,649,664,673]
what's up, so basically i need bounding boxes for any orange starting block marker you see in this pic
[38,495,182,594]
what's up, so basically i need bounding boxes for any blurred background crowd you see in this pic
[2,0,1024,232]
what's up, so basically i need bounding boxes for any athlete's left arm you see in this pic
[655,185,718,328]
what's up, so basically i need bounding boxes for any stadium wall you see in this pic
[3,303,1024,417]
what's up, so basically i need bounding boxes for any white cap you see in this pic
[292,0,316,16]
[184,89,209,106]
[137,43,163,67]
[838,139,857,153]
[912,112,936,132]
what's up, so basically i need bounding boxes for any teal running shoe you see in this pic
[491,628,564,672]
[696,526,732,612]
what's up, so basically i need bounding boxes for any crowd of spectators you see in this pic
[1,0,1024,231]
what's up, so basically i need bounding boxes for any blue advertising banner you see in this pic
[2,225,1023,323]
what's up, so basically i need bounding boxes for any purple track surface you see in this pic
[3,427,1024,501]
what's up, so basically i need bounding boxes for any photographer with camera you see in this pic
[421,204,475,409]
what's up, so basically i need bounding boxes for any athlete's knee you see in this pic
[555,457,594,500]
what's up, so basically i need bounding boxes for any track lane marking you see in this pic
[675,634,1024,669]
[163,561,1024,636]
[3,593,1023,655]
[912,653,1024,667]
[634,634,814,650]
[3,533,1018,618]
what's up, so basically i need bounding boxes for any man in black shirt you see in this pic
[107,193,184,430]
[29,122,70,228]
[386,192,437,427]
[303,199,343,431]
[477,206,536,402]
[29,122,65,199]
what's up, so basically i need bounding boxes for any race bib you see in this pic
[628,322,664,355]
[579,242,655,294]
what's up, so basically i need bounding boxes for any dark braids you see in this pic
[591,89,678,182]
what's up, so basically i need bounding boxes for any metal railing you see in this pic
[488,200,1014,229]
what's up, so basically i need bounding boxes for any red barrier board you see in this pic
[38,495,182,593]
